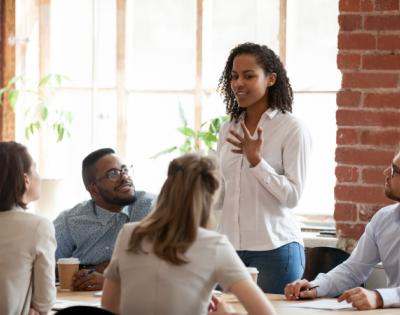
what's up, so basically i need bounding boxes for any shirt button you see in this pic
[105,246,110,250]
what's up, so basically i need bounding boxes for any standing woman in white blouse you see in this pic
[102,153,276,315]
[0,141,56,315]
[216,42,311,294]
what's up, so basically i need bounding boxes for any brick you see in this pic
[360,129,400,146]
[336,223,366,240]
[377,35,400,50]
[364,93,400,108]
[334,203,358,221]
[338,33,376,50]
[337,128,359,145]
[337,109,400,127]
[365,15,400,30]
[362,167,386,184]
[335,184,387,204]
[337,53,361,70]
[336,165,359,182]
[339,0,373,12]
[342,73,398,89]
[335,147,393,166]
[363,54,400,70]
[374,0,399,11]
[339,15,362,31]
[337,90,361,107]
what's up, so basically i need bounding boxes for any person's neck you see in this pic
[94,201,123,213]
[245,102,269,125]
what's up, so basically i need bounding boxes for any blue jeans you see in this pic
[237,242,305,294]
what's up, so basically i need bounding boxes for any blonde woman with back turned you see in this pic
[102,153,275,315]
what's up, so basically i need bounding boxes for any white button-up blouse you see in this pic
[216,109,311,250]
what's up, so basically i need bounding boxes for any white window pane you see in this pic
[91,90,118,149]
[203,0,280,89]
[95,0,116,87]
[51,0,93,86]
[202,93,227,122]
[292,93,336,215]
[127,93,195,194]
[126,0,196,90]
[286,0,340,91]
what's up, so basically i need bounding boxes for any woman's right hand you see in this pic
[28,308,40,315]
[208,298,239,314]
[284,279,318,300]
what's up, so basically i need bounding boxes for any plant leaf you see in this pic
[150,146,177,159]
[40,106,49,120]
[38,74,52,87]
[7,90,19,110]
[178,127,196,138]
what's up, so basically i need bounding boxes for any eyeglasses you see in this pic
[95,165,133,182]
[390,164,400,178]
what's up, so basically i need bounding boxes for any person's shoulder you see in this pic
[9,210,53,231]
[134,191,156,203]
[197,228,230,245]
[371,203,400,224]
[276,111,307,129]
[54,200,93,221]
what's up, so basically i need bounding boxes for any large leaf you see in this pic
[178,126,196,138]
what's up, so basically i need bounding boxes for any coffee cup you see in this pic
[57,257,80,291]
[246,267,259,283]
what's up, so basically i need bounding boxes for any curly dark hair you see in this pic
[218,42,293,121]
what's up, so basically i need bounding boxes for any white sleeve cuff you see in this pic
[376,288,400,308]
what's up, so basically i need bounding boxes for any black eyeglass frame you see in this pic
[94,165,133,183]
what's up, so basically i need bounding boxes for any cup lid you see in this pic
[57,257,80,264]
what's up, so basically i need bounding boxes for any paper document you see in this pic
[288,298,353,310]
[52,299,101,310]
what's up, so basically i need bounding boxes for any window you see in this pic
[15,0,339,219]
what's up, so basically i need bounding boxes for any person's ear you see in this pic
[87,183,98,197]
[24,173,31,190]
[268,73,277,87]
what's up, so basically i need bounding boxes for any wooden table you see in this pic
[221,293,399,315]
[55,290,399,314]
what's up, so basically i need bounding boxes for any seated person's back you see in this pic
[102,153,276,315]
[0,141,56,315]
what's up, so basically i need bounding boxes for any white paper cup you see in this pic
[57,258,80,291]
[246,267,259,283]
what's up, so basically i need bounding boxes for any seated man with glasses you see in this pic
[285,148,400,310]
[54,148,155,291]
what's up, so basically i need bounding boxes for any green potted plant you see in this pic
[0,74,73,142]
[152,105,228,158]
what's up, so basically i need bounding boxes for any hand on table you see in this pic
[338,287,383,310]
[284,279,318,300]
[227,122,263,167]
[28,308,39,315]
[73,269,103,291]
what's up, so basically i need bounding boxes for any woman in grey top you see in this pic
[102,153,276,315]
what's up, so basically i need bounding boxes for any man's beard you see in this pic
[384,185,400,202]
[97,186,137,207]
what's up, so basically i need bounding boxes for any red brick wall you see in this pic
[0,0,4,140]
[335,0,400,251]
